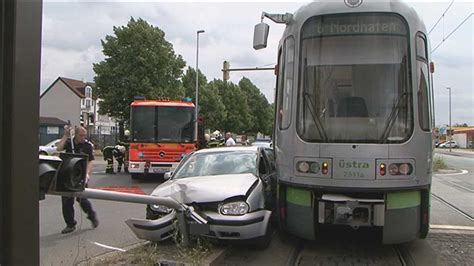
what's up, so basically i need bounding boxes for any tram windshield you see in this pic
[297,14,412,143]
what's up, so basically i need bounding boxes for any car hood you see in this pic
[150,173,258,204]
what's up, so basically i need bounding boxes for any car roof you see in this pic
[194,145,261,154]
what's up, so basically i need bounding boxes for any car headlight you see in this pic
[218,201,249,216]
[150,204,173,214]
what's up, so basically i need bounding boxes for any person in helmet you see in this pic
[102,145,116,174]
[116,129,130,173]
[113,144,127,173]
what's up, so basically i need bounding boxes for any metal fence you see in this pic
[88,133,119,150]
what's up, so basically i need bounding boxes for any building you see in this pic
[452,128,474,148]
[40,77,117,143]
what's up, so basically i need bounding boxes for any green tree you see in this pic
[210,80,252,133]
[181,67,208,100]
[238,77,273,135]
[93,17,186,125]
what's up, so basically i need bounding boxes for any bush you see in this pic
[433,156,447,171]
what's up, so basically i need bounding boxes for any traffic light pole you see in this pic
[48,188,207,246]
[222,60,275,81]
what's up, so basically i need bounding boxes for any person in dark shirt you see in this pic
[56,125,99,234]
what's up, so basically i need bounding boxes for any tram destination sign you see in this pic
[303,14,407,37]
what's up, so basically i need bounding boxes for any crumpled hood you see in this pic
[150,173,258,203]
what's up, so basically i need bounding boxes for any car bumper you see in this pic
[125,209,271,242]
[128,161,179,174]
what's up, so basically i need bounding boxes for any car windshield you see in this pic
[173,150,258,179]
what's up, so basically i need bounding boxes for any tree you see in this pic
[210,80,252,133]
[93,17,186,126]
[238,77,273,135]
[181,67,207,100]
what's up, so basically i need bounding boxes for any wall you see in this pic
[40,81,81,126]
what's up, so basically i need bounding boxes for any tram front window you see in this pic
[297,14,412,144]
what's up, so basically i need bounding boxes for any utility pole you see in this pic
[446,87,452,152]
[195,30,205,142]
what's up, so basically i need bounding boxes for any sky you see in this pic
[41,0,473,126]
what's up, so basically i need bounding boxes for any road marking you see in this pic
[434,169,469,176]
[90,241,126,252]
[430,224,474,231]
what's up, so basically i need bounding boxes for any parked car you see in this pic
[126,145,276,249]
[439,141,459,148]
[39,139,61,155]
[251,138,272,148]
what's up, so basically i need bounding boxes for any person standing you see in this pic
[56,125,99,234]
[225,132,236,146]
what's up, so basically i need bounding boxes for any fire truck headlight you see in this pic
[130,163,140,169]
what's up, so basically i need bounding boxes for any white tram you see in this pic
[253,0,435,244]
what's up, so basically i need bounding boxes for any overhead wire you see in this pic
[431,12,473,53]
[428,0,455,35]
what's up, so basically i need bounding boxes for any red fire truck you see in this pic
[128,100,197,179]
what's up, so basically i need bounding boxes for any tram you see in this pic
[253,0,435,244]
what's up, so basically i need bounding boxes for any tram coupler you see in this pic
[318,194,384,228]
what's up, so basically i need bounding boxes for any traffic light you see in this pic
[38,153,88,200]
[222,61,230,81]
[89,115,94,123]
[80,113,84,126]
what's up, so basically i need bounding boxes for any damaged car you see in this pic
[126,145,276,248]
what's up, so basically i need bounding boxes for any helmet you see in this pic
[124,130,130,136]
[115,145,126,153]
[204,133,210,141]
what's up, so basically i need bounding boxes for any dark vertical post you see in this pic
[0,0,42,264]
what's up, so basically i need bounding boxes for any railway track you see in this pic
[431,193,474,222]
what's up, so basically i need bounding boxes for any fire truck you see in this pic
[128,99,198,179]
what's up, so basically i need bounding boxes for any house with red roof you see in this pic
[40,77,117,144]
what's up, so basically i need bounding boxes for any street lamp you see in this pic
[195,29,205,142]
[446,87,452,152]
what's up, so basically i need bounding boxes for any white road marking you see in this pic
[90,241,126,252]
[434,169,469,176]
[430,224,474,231]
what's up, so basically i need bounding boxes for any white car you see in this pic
[126,145,276,249]
[439,141,459,148]
[251,138,272,148]
[39,139,61,155]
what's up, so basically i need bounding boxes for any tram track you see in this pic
[287,240,414,266]
[431,193,474,222]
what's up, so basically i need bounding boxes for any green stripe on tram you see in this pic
[286,187,312,207]
[386,190,420,209]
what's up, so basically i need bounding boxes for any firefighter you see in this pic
[102,145,116,174]
[117,129,130,173]
[113,144,127,173]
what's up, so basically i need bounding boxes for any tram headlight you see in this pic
[297,161,310,173]
[388,164,399,175]
[387,163,413,176]
[310,162,320,173]
[399,163,412,175]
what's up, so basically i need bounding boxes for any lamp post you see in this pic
[195,29,205,142]
[446,87,452,152]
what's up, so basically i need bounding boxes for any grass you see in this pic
[433,155,448,172]
[88,229,215,265]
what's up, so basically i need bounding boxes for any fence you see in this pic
[88,133,119,150]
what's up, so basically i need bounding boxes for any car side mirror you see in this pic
[164,171,173,180]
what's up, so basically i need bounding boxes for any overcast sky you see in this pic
[41,0,473,126]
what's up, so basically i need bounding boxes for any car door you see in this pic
[258,148,276,210]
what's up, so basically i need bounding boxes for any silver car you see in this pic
[126,146,276,249]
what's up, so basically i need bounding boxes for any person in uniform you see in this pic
[113,144,127,173]
[102,145,116,174]
[56,125,99,234]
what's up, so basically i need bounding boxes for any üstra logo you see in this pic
[345,0,363,8]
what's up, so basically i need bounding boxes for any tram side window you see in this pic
[416,33,431,131]
[278,37,295,130]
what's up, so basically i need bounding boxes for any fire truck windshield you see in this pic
[131,106,194,143]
